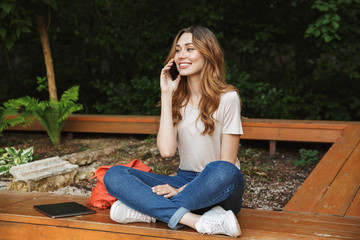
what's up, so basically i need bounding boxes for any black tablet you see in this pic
[34,202,96,218]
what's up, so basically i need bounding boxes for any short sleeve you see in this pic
[221,91,243,135]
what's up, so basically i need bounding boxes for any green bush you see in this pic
[294,148,320,168]
[1,0,359,120]
[0,86,83,148]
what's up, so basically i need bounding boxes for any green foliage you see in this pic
[0,146,34,176]
[305,0,359,42]
[0,0,58,50]
[1,86,83,148]
[0,0,359,120]
[93,76,160,115]
[238,148,269,181]
[152,165,173,176]
[294,148,320,168]
[0,101,33,135]
[36,76,48,92]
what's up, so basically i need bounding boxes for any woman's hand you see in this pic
[160,59,181,95]
[152,184,186,198]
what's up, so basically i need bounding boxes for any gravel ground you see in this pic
[1,132,330,211]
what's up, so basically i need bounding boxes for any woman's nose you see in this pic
[178,49,186,59]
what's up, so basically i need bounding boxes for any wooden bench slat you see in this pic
[7,115,353,143]
[346,188,360,218]
[240,126,342,142]
[1,191,360,240]
[313,142,360,216]
[283,125,360,213]
[242,118,354,129]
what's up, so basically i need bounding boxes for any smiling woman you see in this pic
[103,26,244,237]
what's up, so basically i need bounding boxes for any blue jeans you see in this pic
[104,160,245,229]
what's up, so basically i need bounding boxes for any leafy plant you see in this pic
[294,148,320,168]
[153,164,173,176]
[0,86,83,149]
[238,148,269,180]
[0,146,34,176]
[0,104,33,136]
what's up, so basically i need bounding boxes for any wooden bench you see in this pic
[7,115,355,153]
[7,115,353,142]
[5,115,360,238]
[284,124,360,216]
[1,190,359,239]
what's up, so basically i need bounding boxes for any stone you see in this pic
[61,145,119,166]
[74,161,102,182]
[9,171,77,192]
[150,147,160,157]
[8,156,78,192]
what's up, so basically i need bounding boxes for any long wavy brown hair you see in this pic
[164,26,239,135]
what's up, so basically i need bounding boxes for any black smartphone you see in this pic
[169,63,179,80]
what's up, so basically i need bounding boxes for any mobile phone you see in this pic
[169,63,179,80]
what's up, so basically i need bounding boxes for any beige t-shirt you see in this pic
[177,91,243,172]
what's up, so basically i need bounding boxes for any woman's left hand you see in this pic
[152,184,185,198]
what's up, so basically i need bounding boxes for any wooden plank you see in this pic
[346,188,360,218]
[0,222,167,240]
[284,125,360,213]
[62,121,159,134]
[7,115,355,142]
[241,126,342,142]
[242,118,353,130]
[313,143,360,216]
[239,208,360,239]
[1,191,360,240]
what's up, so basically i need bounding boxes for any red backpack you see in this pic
[87,159,152,209]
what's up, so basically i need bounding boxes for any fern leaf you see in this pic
[60,85,80,103]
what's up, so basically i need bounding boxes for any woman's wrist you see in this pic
[161,92,173,106]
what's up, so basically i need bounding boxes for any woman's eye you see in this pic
[187,48,194,51]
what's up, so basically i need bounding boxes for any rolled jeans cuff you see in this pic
[168,207,189,229]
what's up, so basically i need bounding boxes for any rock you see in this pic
[8,156,78,192]
[74,161,103,182]
[150,147,160,157]
[9,171,78,192]
[61,146,119,166]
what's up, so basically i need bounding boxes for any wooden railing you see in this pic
[7,114,357,155]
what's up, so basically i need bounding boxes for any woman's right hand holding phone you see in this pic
[160,59,181,95]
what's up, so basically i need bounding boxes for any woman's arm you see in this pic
[157,92,178,157]
[220,134,240,164]
[156,59,181,158]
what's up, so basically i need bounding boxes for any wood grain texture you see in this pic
[1,191,359,240]
[313,143,360,216]
[284,125,360,213]
[7,115,357,142]
[346,187,360,217]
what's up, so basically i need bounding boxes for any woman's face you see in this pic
[175,33,205,80]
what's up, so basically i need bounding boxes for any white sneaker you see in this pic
[195,206,241,237]
[110,200,156,224]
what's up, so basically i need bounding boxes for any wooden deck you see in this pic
[1,191,359,239]
[284,125,360,216]
[4,115,360,238]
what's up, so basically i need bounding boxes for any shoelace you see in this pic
[127,207,154,222]
[200,217,225,234]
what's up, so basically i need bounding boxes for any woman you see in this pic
[104,26,245,237]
